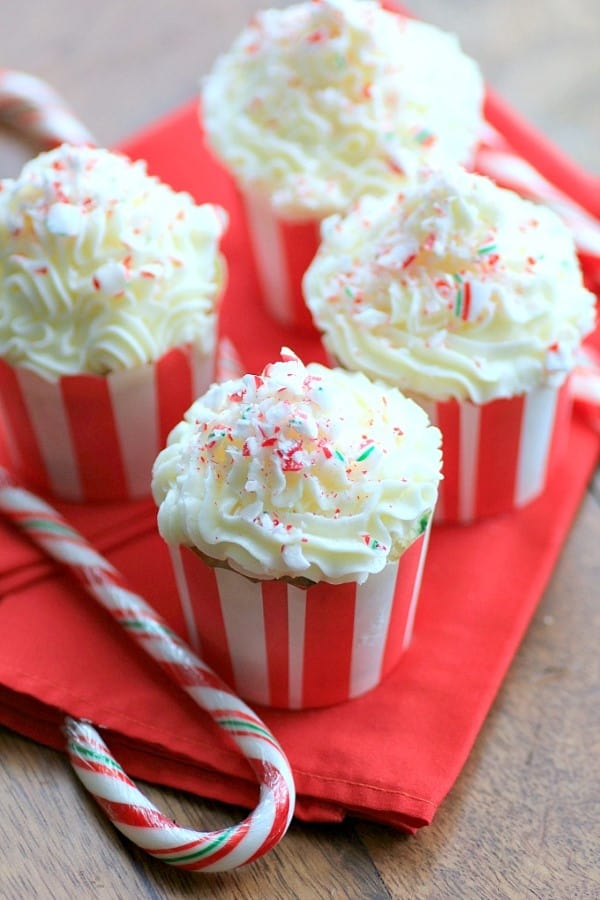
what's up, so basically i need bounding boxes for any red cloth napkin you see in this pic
[0,98,598,834]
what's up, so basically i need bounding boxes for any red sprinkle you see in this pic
[386,158,404,176]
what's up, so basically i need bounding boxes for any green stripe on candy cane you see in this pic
[0,465,296,872]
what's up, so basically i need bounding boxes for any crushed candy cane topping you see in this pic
[203,0,483,218]
[152,350,441,585]
[0,144,227,378]
[304,168,596,402]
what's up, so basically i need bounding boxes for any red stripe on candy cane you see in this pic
[244,760,293,865]
[93,797,180,832]
[179,826,252,872]
[302,580,356,708]
[60,373,129,501]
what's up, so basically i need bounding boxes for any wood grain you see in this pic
[0,2,598,898]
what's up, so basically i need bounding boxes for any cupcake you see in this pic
[202,0,483,330]
[304,167,597,522]
[152,349,442,708]
[0,144,227,502]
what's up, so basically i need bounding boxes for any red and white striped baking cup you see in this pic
[0,343,214,502]
[168,527,430,710]
[239,188,321,333]
[419,381,571,523]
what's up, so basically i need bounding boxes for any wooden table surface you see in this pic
[0,2,598,898]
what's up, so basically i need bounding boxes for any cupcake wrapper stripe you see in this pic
[170,528,430,710]
[0,345,214,502]
[240,189,320,332]
[422,382,570,523]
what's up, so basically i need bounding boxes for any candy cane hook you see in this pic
[0,68,95,149]
[0,466,295,872]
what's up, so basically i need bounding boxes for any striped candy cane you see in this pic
[475,121,600,260]
[0,465,295,872]
[0,68,95,150]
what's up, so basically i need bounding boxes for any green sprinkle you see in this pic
[356,444,375,462]
[419,514,430,534]
[477,243,497,255]
[452,273,463,317]
[415,128,433,144]
[334,449,345,462]
[344,286,353,298]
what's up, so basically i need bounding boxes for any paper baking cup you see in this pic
[168,528,431,710]
[240,188,321,332]
[0,344,214,502]
[420,381,571,523]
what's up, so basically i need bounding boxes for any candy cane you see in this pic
[0,465,295,872]
[0,68,95,149]
[475,121,600,258]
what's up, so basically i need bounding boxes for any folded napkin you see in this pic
[0,91,599,833]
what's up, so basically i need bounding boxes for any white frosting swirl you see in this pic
[152,350,441,585]
[0,144,227,379]
[202,0,483,219]
[304,168,597,402]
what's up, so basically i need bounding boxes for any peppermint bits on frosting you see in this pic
[152,351,442,585]
[0,144,227,378]
[304,167,596,403]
